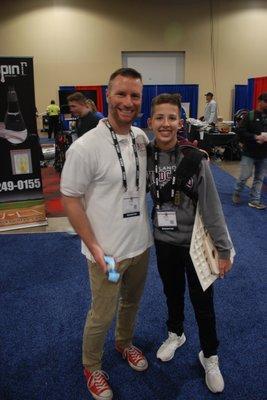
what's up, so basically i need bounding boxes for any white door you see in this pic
[122,51,185,84]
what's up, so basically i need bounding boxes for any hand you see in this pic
[255,134,267,144]
[90,244,108,273]
[218,258,232,279]
[177,137,199,147]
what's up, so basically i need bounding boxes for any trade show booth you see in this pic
[0,57,47,231]
[234,76,267,114]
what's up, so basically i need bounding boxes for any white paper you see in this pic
[190,204,235,291]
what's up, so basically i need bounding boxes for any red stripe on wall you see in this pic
[253,77,267,108]
[75,86,103,112]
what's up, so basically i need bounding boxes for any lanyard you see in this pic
[153,143,179,209]
[106,120,140,191]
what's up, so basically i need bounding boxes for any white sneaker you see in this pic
[199,351,225,393]
[156,332,186,362]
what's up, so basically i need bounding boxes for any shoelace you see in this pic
[160,333,178,348]
[206,358,219,374]
[88,370,110,391]
[123,345,143,364]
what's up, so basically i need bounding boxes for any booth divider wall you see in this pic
[58,86,101,115]
[234,77,267,115]
[61,84,199,128]
[234,85,248,114]
[248,77,267,109]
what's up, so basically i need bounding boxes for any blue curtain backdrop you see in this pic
[238,77,267,112]
[247,79,254,110]
[101,84,199,128]
[234,85,248,114]
[156,84,199,119]
[139,85,157,128]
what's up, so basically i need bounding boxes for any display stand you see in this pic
[0,57,47,231]
[0,134,47,231]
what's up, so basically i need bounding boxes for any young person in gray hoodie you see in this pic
[146,93,233,394]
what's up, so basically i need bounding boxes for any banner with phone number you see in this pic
[0,135,47,231]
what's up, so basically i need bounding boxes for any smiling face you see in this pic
[148,103,181,150]
[106,75,142,134]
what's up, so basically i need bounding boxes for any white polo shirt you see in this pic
[60,119,153,262]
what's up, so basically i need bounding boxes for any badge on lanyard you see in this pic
[156,210,178,230]
[123,191,140,218]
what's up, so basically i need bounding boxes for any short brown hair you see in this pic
[151,93,181,116]
[108,68,142,89]
[67,92,87,104]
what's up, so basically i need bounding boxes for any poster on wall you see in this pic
[0,57,47,231]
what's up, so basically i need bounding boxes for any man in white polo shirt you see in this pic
[60,68,153,400]
[200,92,218,126]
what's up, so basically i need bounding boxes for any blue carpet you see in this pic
[0,166,266,400]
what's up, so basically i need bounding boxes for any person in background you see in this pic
[67,92,99,138]
[200,92,218,126]
[85,98,104,120]
[147,93,232,394]
[46,100,60,139]
[61,68,153,400]
[232,92,267,209]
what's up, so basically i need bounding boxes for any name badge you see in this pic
[156,210,177,230]
[123,192,140,218]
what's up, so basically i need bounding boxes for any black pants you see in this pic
[48,115,59,138]
[155,240,219,357]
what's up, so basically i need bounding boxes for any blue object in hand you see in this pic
[104,256,120,283]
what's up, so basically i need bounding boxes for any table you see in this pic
[201,132,236,147]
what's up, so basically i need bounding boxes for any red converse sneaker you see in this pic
[84,369,113,400]
[116,344,148,371]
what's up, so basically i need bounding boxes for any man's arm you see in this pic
[62,195,108,273]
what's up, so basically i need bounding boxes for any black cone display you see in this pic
[4,86,26,131]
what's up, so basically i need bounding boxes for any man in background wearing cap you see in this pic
[232,92,267,209]
[200,92,218,126]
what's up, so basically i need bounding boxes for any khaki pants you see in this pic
[83,249,149,371]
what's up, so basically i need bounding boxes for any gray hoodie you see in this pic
[147,143,232,259]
